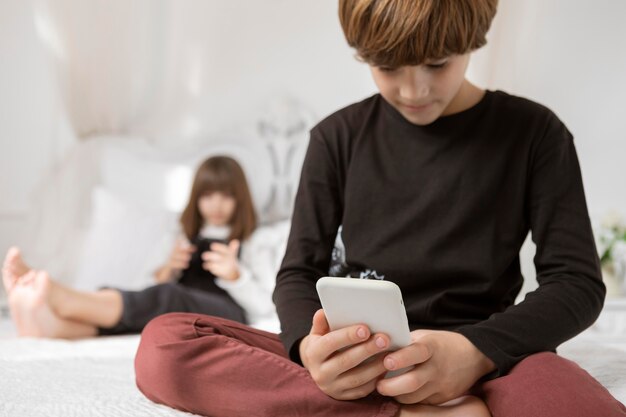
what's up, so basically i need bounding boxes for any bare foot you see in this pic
[8,269,98,339]
[8,270,58,337]
[398,395,491,417]
[2,247,31,293]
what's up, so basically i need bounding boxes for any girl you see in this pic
[2,156,280,338]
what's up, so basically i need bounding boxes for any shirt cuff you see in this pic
[455,325,515,379]
[279,323,312,365]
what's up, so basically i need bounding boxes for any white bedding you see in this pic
[0,324,197,417]
[0,318,624,417]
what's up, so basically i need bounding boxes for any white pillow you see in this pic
[72,187,179,291]
[98,141,196,213]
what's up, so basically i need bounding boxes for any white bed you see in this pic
[0,317,624,417]
[0,323,193,417]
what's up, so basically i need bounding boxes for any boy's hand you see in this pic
[376,330,496,405]
[299,309,390,400]
[202,240,241,281]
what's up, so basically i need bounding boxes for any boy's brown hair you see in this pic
[339,0,498,67]
[180,156,257,242]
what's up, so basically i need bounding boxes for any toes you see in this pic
[2,258,14,274]
[2,275,13,293]
[20,270,37,285]
[34,270,50,286]
[4,247,20,264]
[6,261,19,275]
[3,247,23,276]
[2,265,17,292]
[11,248,31,276]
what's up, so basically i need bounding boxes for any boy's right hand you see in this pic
[299,309,391,400]
[167,240,196,271]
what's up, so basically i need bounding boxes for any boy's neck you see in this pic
[441,80,485,117]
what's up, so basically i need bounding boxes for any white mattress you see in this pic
[0,319,198,417]
[0,318,624,417]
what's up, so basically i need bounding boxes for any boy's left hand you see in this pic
[376,330,495,405]
[202,240,241,281]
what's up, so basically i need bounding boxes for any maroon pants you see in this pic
[135,313,626,417]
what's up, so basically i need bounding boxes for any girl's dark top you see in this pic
[179,236,233,298]
[273,91,605,377]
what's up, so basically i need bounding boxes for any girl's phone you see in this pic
[316,276,412,350]
[195,238,228,255]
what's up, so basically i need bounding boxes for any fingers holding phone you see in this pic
[201,240,241,281]
[376,329,495,405]
[299,309,391,400]
[168,239,196,271]
[154,239,196,283]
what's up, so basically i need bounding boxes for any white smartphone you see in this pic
[316,276,412,351]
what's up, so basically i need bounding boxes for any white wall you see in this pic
[1,0,625,289]
[468,0,626,220]
[126,0,380,141]
[0,0,74,256]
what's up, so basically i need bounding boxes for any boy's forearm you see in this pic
[457,272,605,378]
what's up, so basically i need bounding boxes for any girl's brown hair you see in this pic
[339,0,498,68]
[180,156,257,242]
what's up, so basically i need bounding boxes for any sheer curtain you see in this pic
[26,0,186,279]
[34,0,169,139]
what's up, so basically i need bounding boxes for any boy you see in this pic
[134,1,626,416]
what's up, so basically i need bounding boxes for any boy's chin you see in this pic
[398,109,441,126]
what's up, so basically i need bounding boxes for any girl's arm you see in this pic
[153,265,179,284]
[211,234,282,318]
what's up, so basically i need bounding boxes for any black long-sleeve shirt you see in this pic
[273,91,605,377]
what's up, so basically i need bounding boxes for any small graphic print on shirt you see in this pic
[328,226,385,280]
[359,269,385,280]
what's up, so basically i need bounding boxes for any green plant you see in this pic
[598,212,626,267]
